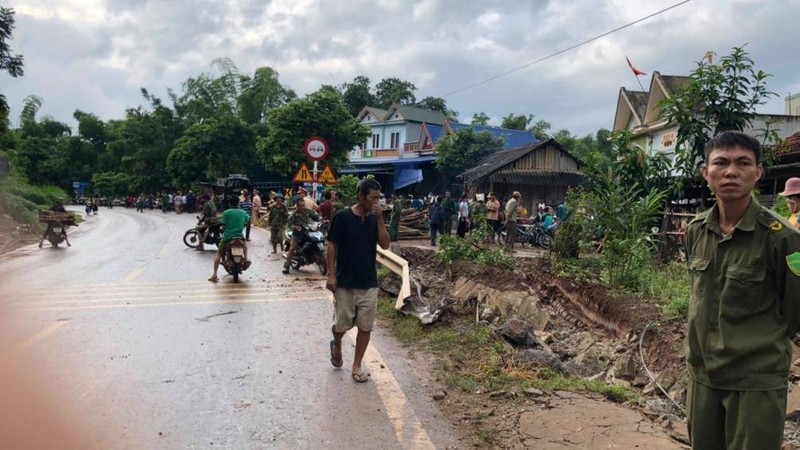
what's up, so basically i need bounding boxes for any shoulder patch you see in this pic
[788,252,800,277]
[770,221,784,232]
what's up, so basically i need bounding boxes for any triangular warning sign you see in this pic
[317,165,337,185]
[292,163,314,183]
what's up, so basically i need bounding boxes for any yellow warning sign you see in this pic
[317,165,337,185]
[292,163,314,183]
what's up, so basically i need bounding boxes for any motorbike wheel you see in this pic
[538,233,553,250]
[290,259,301,270]
[316,252,327,276]
[183,229,200,248]
[232,266,239,283]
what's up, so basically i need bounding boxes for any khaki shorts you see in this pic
[332,288,379,333]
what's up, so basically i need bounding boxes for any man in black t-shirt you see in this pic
[326,178,391,383]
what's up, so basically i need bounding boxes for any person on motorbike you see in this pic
[208,195,250,282]
[39,201,71,248]
[283,197,320,274]
[196,193,218,251]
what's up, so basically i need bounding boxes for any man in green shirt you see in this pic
[208,195,250,282]
[504,191,521,252]
[685,131,800,449]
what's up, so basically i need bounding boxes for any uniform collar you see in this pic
[703,197,761,233]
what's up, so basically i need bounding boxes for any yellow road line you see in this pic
[14,289,326,306]
[122,267,145,282]
[6,295,330,312]
[0,320,70,359]
[344,330,435,449]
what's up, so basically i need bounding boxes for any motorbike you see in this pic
[500,220,554,250]
[220,236,249,282]
[46,222,69,247]
[284,221,327,275]
[183,216,222,249]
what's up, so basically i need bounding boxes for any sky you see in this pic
[2,0,800,137]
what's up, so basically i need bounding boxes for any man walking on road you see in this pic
[268,194,288,254]
[684,131,800,449]
[326,178,391,383]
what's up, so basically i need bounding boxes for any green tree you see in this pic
[257,88,370,176]
[375,77,416,108]
[471,112,490,126]
[237,66,296,125]
[530,119,552,141]
[341,75,376,117]
[416,96,457,120]
[0,7,24,120]
[167,115,256,186]
[661,45,777,180]
[435,128,506,178]
[500,113,533,130]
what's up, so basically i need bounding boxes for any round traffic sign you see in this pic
[304,136,329,161]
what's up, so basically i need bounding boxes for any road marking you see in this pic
[7,295,330,312]
[0,320,69,359]
[344,330,435,449]
[123,267,145,282]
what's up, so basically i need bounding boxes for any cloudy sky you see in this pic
[2,0,799,136]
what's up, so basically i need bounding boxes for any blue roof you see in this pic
[448,123,537,149]
[427,124,444,143]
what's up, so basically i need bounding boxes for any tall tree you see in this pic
[375,77,416,108]
[661,45,777,179]
[0,7,24,121]
[257,88,369,176]
[416,96,458,120]
[341,75,375,117]
[471,112,490,126]
[237,66,296,125]
[435,128,506,178]
[500,113,534,130]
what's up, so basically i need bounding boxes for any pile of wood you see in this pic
[385,206,429,240]
[38,211,77,225]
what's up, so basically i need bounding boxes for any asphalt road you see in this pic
[0,206,463,449]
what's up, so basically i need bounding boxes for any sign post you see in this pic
[303,137,329,202]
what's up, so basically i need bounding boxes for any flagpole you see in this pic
[635,77,646,93]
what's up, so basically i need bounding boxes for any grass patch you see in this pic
[0,170,68,231]
[637,261,690,321]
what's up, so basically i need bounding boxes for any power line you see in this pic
[441,0,692,98]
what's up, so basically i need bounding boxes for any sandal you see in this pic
[208,275,219,282]
[351,371,370,383]
[329,340,343,368]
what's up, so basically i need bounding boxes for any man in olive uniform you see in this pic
[442,191,457,235]
[283,197,320,274]
[389,193,402,241]
[268,194,288,254]
[685,131,800,449]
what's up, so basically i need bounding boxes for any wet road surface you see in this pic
[0,207,463,449]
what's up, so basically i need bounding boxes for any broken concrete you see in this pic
[451,276,549,330]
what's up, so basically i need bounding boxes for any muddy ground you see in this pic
[389,245,695,449]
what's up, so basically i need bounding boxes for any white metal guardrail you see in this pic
[376,246,412,310]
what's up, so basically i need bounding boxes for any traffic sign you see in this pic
[304,136,329,161]
[317,165,337,185]
[292,163,314,183]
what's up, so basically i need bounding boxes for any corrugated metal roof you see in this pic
[392,104,447,125]
[461,141,550,183]
[448,123,537,149]
[488,170,585,186]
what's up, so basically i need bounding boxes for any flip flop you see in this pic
[351,371,369,383]
[329,340,343,368]
[208,275,219,282]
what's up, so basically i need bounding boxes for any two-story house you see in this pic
[345,104,538,193]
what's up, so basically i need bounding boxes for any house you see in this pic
[344,104,538,194]
[460,139,584,212]
[612,71,800,169]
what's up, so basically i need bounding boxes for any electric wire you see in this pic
[441,0,692,99]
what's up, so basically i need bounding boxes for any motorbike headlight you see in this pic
[310,231,323,240]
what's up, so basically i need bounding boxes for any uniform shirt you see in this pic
[505,198,519,222]
[685,199,800,390]
[201,200,217,220]
[327,207,379,289]
[287,207,319,230]
[220,208,250,242]
[268,203,288,227]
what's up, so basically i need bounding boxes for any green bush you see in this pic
[434,233,514,270]
[0,171,68,229]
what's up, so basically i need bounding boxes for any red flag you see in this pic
[626,56,647,76]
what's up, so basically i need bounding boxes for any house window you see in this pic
[372,134,380,148]
[390,132,400,149]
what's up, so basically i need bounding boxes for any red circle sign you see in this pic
[304,137,329,161]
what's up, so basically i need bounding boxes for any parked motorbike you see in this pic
[500,220,554,250]
[221,236,249,282]
[183,217,222,249]
[284,221,327,275]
